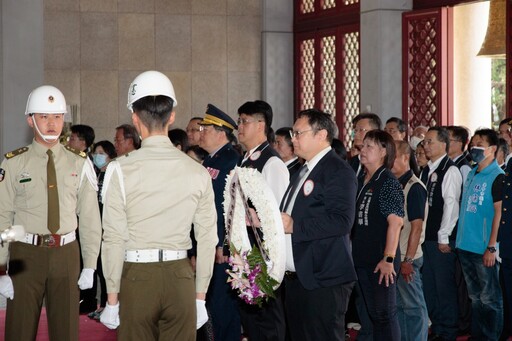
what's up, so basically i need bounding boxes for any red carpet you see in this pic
[0,308,117,341]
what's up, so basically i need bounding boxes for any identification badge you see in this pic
[303,180,314,196]
[250,151,261,161]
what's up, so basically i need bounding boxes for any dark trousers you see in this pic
[500,258,512,338]
[118,258,196,341]
[422,240,458,340]
[284,274,354,341]
[207,262,240,341]
[6,241,80,341]
[239,285,286,341]
[355,266,401,341]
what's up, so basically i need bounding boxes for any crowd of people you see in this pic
[0,70,512,341]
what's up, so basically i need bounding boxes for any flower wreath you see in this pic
[223,167,286,306]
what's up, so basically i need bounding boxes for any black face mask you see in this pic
[470,147,486,163]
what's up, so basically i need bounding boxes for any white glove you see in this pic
[77,268,95,290]
[196,299,208,329]
[0,275,13,300]
[100,302,120,329]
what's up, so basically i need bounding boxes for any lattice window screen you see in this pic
[402,8,451,130]
[342,31,360,148]
[300,0,315,14]
[300,0,358,14]
[321,35,336,116]
[322,0,336,10]
[408,18,438,127]
[299,39,316,110]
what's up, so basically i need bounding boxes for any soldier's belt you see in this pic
[22,231,76,248]
[124,249,187,263]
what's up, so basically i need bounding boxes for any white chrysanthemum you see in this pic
[223,167,286,286]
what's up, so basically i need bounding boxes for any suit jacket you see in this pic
[287,158,302,179]
[286,149,357,290]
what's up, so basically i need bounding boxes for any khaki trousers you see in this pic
[118,258,196,341]
[6,241,80,341]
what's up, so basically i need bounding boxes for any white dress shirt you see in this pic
[284,146,332,271]
[427,154,462,244]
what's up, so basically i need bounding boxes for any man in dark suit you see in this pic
[198,104,241,341]
[281,108,357,341]
[275,127,301,178]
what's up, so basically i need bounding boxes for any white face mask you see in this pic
[409,136,423,150]
[31,115,60,143]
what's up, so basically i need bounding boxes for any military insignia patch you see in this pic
[0,168,5,182]
[206,167,220,180]
[4,147,29,159]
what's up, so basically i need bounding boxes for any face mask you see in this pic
[470,146,486,163]
[93,153,108,169]
[409,136,423,150]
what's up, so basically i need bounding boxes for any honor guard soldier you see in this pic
[99,71,218,340]
[0,85,102,340]
[198,104,241,341]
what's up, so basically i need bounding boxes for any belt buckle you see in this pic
[42,234,56,247]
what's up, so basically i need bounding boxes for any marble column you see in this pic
[360,0,413,123]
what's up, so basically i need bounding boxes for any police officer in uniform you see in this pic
[99,71,218,340]
[198,103,241,341]
[0,85,102,340]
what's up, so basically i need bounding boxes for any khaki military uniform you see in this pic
[101,135,217,340]
[0,139,102,341]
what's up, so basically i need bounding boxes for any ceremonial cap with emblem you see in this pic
[200,104,238,132]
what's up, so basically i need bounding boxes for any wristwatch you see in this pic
[487,246,497,253]
[403,256,414,264]
[384,254,395,263]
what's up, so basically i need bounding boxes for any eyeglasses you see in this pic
[114,138,125,143]
[199,125,213,132]
[415,152,425,157]
[186,128,200,133]
[354,127,369,134]
[289,129,314,139]
[237,118,262,126]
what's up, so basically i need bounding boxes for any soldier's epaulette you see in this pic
[65,145,87,158]
[4,147,29,159]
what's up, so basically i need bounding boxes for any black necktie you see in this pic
[281,164,309,212]
[47,149,60,234]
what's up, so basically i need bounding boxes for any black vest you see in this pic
[425,155,455,241]
[239,142,280,171]
[454,154,471,169]
[239,141,281,246]
[353,166,401,267]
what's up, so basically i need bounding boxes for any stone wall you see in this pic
[43,0,262,142]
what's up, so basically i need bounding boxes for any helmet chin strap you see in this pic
[31,116,59,143]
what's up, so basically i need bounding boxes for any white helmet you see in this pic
[25,85,67,115]
[127,70,177,111]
